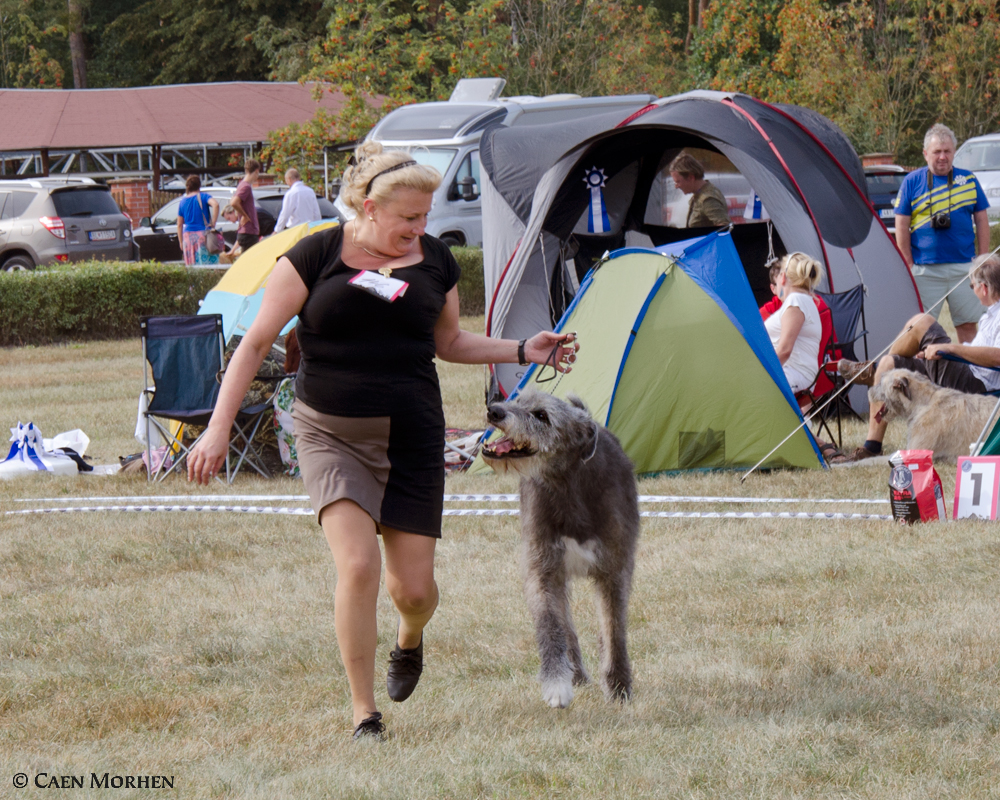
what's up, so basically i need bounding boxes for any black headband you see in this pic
[365,160,418,196]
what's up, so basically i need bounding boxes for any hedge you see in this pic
[0,261,222,346]
[0,247,486,346]
[452,246,485,317]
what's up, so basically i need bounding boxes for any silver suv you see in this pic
[0,177,135,271]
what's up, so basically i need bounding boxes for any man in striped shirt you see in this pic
[894,123,990,343]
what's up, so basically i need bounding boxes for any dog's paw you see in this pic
[541,676,574,708]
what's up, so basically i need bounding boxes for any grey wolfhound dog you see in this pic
[870,368,999,457]
[481,389,640,708]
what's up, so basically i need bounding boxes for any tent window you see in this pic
[678,429,726,469]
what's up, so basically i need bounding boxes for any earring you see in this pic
[368,216,374,221]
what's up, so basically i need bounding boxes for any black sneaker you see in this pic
[352,711,386,741]
[387,636,423,702]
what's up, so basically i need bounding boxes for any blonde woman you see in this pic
[763,251,825,392]
[187,142,578,741]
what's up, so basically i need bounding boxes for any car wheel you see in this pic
[1,254,34,272]
[440,234,464,247]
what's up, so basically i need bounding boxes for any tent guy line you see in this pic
[5,505,892,521]
[14,494,888,505]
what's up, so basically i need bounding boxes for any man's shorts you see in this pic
[891,320,987,394]
[910,261,980,325]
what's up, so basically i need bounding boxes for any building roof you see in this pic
[0,82,357,151]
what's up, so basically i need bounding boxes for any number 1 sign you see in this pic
[954,457,1000,520]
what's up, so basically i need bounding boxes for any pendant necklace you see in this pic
[352,220,393,277]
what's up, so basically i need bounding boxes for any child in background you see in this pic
[760,261,783,320]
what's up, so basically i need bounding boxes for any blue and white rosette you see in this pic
[583,166,610,234]
[4,422,50,471]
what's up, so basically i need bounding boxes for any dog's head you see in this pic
[869,368,930,423]
[482,389,600,476]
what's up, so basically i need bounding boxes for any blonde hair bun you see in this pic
[780,251,824,291]
[341,142,443,213]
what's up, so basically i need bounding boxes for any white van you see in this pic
[339,79,656,246]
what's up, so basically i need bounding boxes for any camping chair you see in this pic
[141,314,280,483]
[795,297,842,448]
[815,284,869,424]
[141,314,226,482]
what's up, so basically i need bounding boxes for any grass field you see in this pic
[3,316,1000,799]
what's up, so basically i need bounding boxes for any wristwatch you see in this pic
[517,339,529,366]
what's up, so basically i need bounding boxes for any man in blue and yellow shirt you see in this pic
[895,123,990,342]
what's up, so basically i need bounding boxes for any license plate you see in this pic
[88,229,117,241]
[879,208,895,220]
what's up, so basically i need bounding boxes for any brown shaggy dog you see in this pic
[869,368,999,457]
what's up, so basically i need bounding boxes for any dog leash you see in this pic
[741,244,1000,482]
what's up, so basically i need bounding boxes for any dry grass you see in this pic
[3,316,1000,798]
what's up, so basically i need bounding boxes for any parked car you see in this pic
[864,164,909,232]
[954,133,1000,225]
[0,177,135,271]
[133,185,340,262]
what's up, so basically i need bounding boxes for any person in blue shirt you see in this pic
[894,123,990,343]
[176,175,220,266]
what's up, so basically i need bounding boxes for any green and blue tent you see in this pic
[475,230,824,474]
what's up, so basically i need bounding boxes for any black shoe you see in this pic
[387,635,423,702]
[353,711,386,741]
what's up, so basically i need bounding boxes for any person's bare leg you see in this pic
[865,354,897,446]
[320,499,382,728]
[383,529,438,649]
[955,321,978,344]
[889,314,938,357]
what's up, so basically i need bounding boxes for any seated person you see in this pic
[838,253,1000,461]
[763,252,825,392]
[760,262,783,320]
[668,153,731,228]
[218,205,243,264]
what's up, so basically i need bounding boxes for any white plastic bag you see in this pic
[0,422,83,479]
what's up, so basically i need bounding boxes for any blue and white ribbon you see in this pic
[583,166,610,234]
[4,422,49,471]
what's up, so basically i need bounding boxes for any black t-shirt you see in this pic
[285,227,461,416]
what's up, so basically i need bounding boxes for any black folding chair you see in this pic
[141,314,226,482]
[142,314,285,483]
[815,285,869,422]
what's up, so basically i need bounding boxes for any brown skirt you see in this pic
[291,399,445,538]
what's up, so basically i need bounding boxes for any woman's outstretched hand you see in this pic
[187,424,230,484]
[524,331,580,373]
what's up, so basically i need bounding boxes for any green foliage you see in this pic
[0,0,65,87]
[691,0,1000,163]
[0,261,221,346]
[86,0,332,87]
[452,246,485,316]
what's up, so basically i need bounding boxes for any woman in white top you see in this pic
[763,252,825,392]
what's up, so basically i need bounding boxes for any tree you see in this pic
[67,0,86,87]
[0,0,65,88]
[927,0,1000,142]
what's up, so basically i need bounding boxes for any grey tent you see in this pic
[481,90,922,406]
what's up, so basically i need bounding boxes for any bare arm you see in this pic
[433,287,578,366]
[975,209,990,255]
[923,342,1000,368]
[773,305,805,364]
[208,197,220,228]
[187,256,308,483]
[229,193,250,228]
[894,215,913,266]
